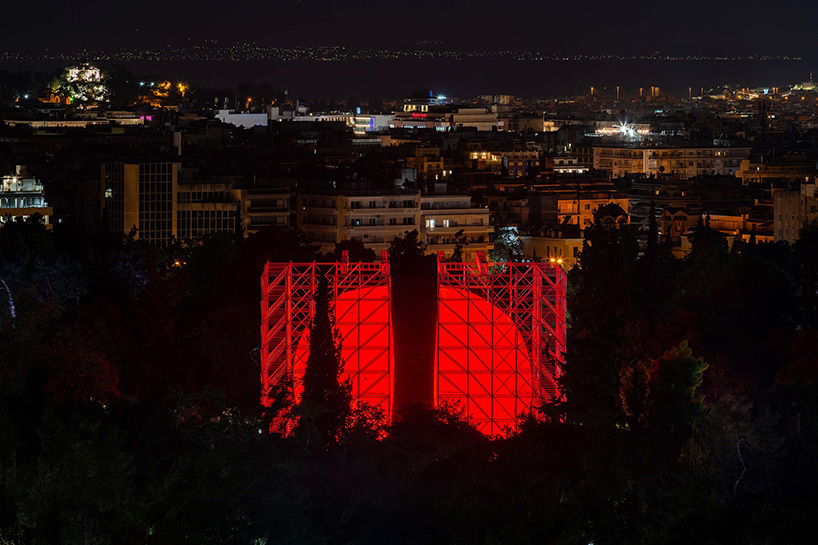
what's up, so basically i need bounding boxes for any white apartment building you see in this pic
[0,168,53,227]
[593,146,750,179]
[420,194,493,261]
[451,108,503,131]
[350,115,394,135]
[297,191,493,259]
[298,191,422,254]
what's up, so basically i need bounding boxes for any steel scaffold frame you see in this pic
[435,252,567,436]
[261,251,393,418]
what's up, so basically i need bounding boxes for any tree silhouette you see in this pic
[296,274,351,450]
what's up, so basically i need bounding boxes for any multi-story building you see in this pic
[102,162,179,243]
[504,148,540,178]
[773,180,818,243]
[297,190,492,259]
[102,162,248,243]
[390,110,451,130]
[244,186,290,234]
[176,180,244,241]
[738,159,817,185]
[521,228,584,270]
[542,156,589,174]
[350,115,394,135]
[647,146,749,178]
[708,211,774,244]
[420,194,492,261]
[524,180,630,230]
[554,193,631,229]
[451,108,503,131]
[593,145,750,179]
[297,191,421,254]
[0,168,53,227]
[406,149,447,181]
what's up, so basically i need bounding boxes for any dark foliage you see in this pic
[1,216,816,544]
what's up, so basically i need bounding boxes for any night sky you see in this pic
[6,0,817,57]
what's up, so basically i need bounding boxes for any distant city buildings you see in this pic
[0,167,53,227]
[591,145,750,179]
[3,70,818,257]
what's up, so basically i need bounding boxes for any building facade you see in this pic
[102,162,179,243]
[1,169,53,227]
[593,145,751,179]
[297,190,492,259]
[420,194,492,261]
[102,162,249,243]
[773,181,818,243]
[738,159,818,185]
[176,181,244,241]
[297,191,422,253]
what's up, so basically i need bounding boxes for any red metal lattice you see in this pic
[435,252,567,437]
[260,252,393,418]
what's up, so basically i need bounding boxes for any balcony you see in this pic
[347,207,415,215]
[249,206,289,214]
[424,224,490,234]
[348,222,415,229]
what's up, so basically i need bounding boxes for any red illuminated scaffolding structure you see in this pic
[435,252,567,436]
[260,251,393,418]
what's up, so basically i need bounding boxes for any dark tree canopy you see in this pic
[296,274,352,450]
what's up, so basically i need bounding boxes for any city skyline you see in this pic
[2,2,818,542]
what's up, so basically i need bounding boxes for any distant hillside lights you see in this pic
[51,64,109,107]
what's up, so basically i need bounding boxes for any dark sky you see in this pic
[5,0,816,57]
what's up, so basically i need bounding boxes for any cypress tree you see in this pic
[297,274,351,450]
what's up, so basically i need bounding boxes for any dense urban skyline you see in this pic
[2,2,818,543]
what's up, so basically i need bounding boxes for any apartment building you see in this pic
[176,180,244,241]
[420,194,492,261]
[738,159,817,185]
[406,148,448,181]
[466,145,539,178]
[244,186,290,234]
[297,190,492,259]
[451,108,503,131]
[0,168,53,227]
[102,162,247,243]
[102,162,179,243]
[554,195,630,228]
[773,180,818,243]
[297,191,421,254]
[593,145,750,179]
[521,229,584,270]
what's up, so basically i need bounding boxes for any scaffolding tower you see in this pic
[435,252,567,436]
[260,251,393,417]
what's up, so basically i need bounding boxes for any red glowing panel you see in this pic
[294,286,393,417]
[436,287,533,437]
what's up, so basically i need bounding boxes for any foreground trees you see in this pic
[0,217,817,543]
